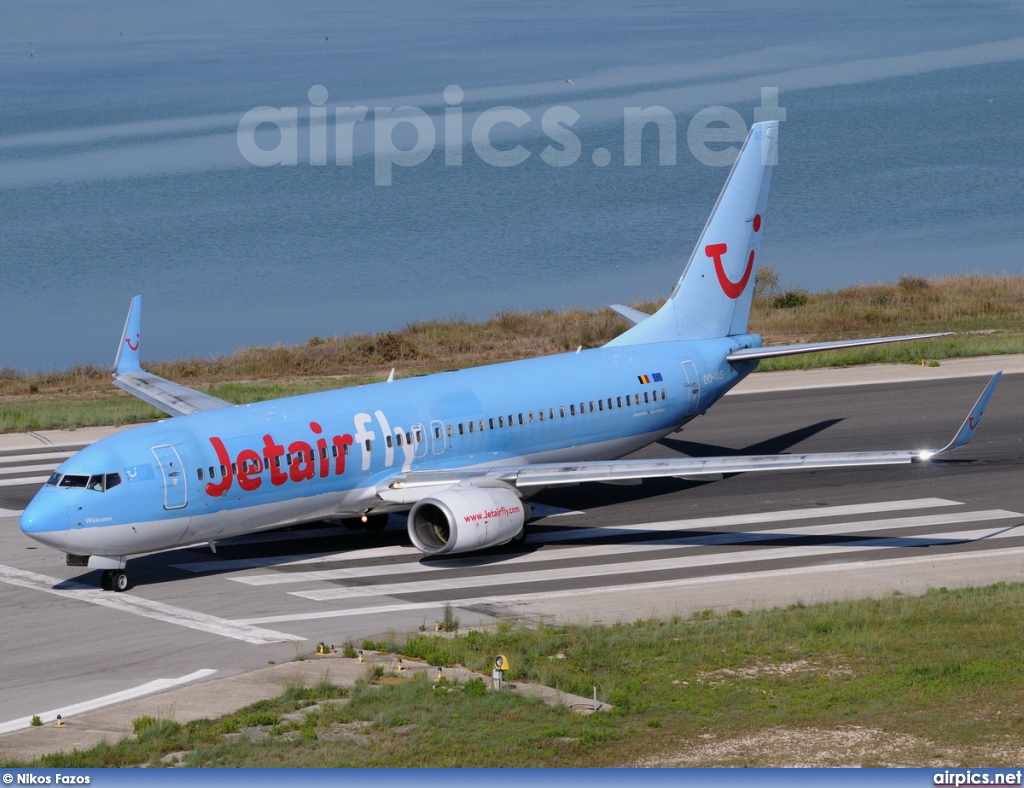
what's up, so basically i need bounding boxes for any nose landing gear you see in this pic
[100,569,130,592]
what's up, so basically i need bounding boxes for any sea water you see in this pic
[1,0,1022,370]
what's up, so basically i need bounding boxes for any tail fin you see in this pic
[607,120,778,346]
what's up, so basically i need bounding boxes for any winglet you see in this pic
[921,372,1001,458]
[113,295,142,375]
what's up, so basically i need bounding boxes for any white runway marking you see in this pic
[0,565,304,645]
[0,669,217,734]
[0,476,47,488]
[0,450,73,466]
[288,513,1023,602]
[0,463,63,476]
[228,499,972,587]
[539,497,961,542]
[237,545,1024,626]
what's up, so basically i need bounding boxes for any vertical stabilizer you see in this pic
[607,120,777,346]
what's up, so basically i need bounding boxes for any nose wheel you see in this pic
[101,569,130,592]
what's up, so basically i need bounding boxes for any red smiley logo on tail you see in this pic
[125,334,139,352]
[968,412,982,430]
[705,243,754,299]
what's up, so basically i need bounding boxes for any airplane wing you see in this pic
[378,372,1000,504]
[726,332,951,362]
[112,295,232,417]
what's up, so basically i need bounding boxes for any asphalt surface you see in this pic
[1,358,1022,751]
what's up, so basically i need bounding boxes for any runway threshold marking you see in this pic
[228,498,967,587]
[0,476,47,488]
[288,512,1024,602]
[236,544,1024,626]
[0,565,304,645]
[0,670,218,735]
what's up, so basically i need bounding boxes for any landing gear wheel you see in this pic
[510,526,528,547]
[362,514,389,532]
[112,570,129,592]
[100,570,113,591]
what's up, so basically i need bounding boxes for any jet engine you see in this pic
[407,484,527,555]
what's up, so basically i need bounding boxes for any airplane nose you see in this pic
[20,487,70,549]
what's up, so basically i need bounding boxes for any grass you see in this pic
[6,582,1024,767]
[1,272,1022,432]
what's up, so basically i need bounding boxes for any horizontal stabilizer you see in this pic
[609,304,651,326]
[727,332,951,362]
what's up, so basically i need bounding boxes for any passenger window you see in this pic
[626,395,631,406]
[499,416,505,427]
[231,463,238,475]
[197,468,205,481]
[386,435,393,448]
[549,408,555,420]
[478,420,485,432]
[434,426,442,439]
[508,414,514,426]
[458,423,464,435]
[364,439,372,452]
[489,418,495,430]
[468,422,475,433]
[644,392,650,404]
[538,410,545,422]
[343,443,350,456]
[598,400,604,411]
[579,403,585,414]
[309,449,315,461]
[397,433,404,445]
[652,390,658,401]
[208,466,216,478]
[589,401,595,413]
[661,388,667,399]
[447,425,454,438]
[321,446,329,459]
[518,413,524,425]
[617,397,623,408]
[406,432,412,444]
[528,412,534,423]
[570,405,576,416]
[559,407,565,418]
[221,464,228,476]
[416,430,423,442]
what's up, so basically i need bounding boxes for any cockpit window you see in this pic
[55,472,122,491]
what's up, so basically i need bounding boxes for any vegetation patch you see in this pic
[2,272,1021,432]
[5,583,1023,767]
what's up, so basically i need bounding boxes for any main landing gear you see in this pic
[100,569,129,592]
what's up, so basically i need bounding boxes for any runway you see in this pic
[1,368,1022,732]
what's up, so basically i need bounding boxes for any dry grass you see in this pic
[1,272,1021,430]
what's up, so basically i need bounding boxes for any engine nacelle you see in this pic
[407,484,526,555]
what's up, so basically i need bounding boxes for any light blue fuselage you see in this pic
[21,336,760,557]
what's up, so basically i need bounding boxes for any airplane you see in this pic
[20,120,1002,592]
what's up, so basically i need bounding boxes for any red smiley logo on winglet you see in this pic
[705,243,754,299]
[968,412,982,430]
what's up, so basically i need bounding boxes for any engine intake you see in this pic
[407,484,526,555]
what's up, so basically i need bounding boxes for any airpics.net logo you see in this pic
[236,85,785,186]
